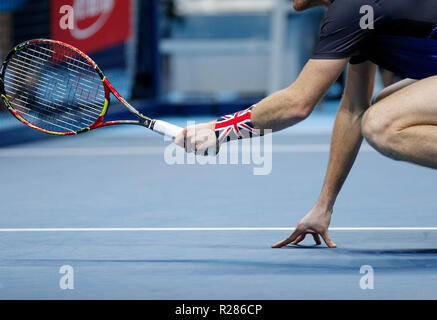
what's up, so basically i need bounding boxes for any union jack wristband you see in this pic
[214,105,259,146]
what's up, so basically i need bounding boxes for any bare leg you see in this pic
[379,68,396,88]
[362,75,437,169]
[374,78,417,103]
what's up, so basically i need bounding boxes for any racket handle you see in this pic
[153,120,183,138]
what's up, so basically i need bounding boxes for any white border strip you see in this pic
[0,227,436,232]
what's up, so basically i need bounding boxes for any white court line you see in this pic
[0,144,376,157]
[0,227,435,232]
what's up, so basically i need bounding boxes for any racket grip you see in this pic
[153,120,183,138]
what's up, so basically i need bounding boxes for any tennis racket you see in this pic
[0,39,183,138]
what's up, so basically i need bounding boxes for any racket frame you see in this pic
[0,39,157,136]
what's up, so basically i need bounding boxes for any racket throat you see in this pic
[139,117,154,129]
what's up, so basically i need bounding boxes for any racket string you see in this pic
[5,65,100,128]
[9,102,82,132]
[14,51,105,109]
[5,81,96,129]
[3,42,106,133]
[6,61,103,115]
[25,48,104,90]
[6,60,103,111]
[36,44,94,68]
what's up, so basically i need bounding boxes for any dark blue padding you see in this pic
[370,36,437,79]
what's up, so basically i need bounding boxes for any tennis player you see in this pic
[175,0,437,248]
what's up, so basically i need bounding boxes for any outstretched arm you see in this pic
[318,61,377,210]
[251,58,348,131]
[174,58,348,153]
[272,61,377,248]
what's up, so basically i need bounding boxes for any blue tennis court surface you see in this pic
[0,114,436,299]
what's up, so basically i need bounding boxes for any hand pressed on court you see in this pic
[272,206,337,248]
[174,121,218,154]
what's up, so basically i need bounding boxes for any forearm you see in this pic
[213,60,347,143]
[316,101,366,210]
[251,86,312,132]
[213,85,314,144]
[176,59,349,153]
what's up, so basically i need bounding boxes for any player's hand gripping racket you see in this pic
[0,39,183,138]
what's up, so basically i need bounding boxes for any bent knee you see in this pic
[361,108,403,160]
[361,108,386,143]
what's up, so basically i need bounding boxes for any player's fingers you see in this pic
[320,230,337,248]
[271,228,303,248]
[174,127,187,148]
[197,139,215,153]
[194,142,206,155]
[184,135,196,153]
[290,234,306,245]
[196,142,212,155]
[190,135,196,147]
[184,127,196,152]
[185,142,194,153]
[311,233,322,245]
[195,131,217,155]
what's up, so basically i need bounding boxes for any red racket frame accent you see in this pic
[0,39,138,136]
